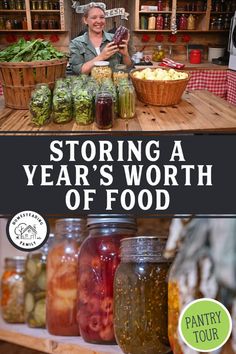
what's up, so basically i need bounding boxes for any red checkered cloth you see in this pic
[0,82,3,96]
[187,70,227,99]
[227,70,236,106]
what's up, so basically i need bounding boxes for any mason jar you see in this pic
[95,91,114,129]
[24,234,54,328]
[1,256,26,323]
[118,81,136,119]
[91,61,112,83]
[114,236,171,354]
[46,218,87,335]
[113,64,129,86]
[77,215,137,344]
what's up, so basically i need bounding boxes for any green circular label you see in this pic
[179,298,232,352]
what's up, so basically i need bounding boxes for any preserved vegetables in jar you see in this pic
[73,87,94,125]
[91,61,112,83]
[95,91,114,129]
[152,45,165,62]
[114,236,170,354]
[24,234,54,328]
[46,218,87,335]
[52,79,73,124]
[77,215,137,344]
[118,81,135,119]
[113,64,128,85]
[29,83,52,126]
[1,257,26,323]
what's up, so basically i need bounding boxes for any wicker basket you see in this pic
[130,68,190,106]
[0,58,67,109]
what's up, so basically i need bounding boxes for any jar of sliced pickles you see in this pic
[1,256,26,323]
[118,81,136,119]
[46,219,87,336]
[77,215,137,344]
[24,234,54,328]
[114,236,171,354]
[91,61,112,83]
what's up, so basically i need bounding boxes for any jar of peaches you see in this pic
[46,218,87,335]
[77,215,137,344]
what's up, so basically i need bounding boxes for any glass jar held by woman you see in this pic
[69,4,132,75]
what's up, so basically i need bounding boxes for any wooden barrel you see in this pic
[0,58,67,109]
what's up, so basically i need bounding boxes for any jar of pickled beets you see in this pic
[77,215,137,344]
[95,91,114,129]
[46,218,87,336]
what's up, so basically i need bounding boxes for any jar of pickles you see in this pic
[95,91,114,129]
[46,218,87,336]
[24,234,54,328]
[77,215,137,344]
[91,61,112,83]
[1,256,26,323]
[114,236,171,354]
[152,45,165,62]
[118,81,136,119]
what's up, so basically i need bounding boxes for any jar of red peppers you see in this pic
[77,215,137,344]
[114,236,171,354]
[1,256,26,323]
[95,91,114,129]
[46,218,87,336]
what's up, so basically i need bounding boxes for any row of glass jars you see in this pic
[1,217,171,354]
[31,0,59,10]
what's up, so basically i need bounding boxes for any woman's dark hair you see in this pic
[83,4,106,18]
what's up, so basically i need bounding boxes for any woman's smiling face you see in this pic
[84,7,106,34]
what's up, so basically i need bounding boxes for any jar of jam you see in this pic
[46,218,87,336]
[156,13,164,30]
[25,234,54,328]
[179,14,187,30]
[114,237,171,354]
[95,91,114,129]
[77,215,137,344]
[1,256,26,323]
[189,49,201,64]
[118,81,136,119]
[91,61,112,83]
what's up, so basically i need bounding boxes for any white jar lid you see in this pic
[94,61,110,66]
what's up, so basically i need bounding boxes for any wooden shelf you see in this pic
[0,30,67,32]
[31,10,60,13]
[0,319,122,354]
[0,10,26,12]
[133,29,228,32]
[139,11,172,13]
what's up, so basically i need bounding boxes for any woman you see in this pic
[69,4,132,75]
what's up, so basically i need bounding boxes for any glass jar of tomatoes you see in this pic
[77,215,137,344]
[25,234,54,328]
[114,236,171,354]
[46,218,87,335]
[1,256,26,323]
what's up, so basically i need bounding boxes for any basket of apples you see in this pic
[130,67,189,106]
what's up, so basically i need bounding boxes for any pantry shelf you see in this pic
[0,318,122,354]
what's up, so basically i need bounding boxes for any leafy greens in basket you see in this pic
[0,39,66,62]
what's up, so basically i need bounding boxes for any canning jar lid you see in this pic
[120,236,169,262]
[94,61,110,66]
[87,215,137,227]
[55,218,87,237]
[5,256,26,270]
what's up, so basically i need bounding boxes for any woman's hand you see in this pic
[99,42,119,60]
[118,32,130,56]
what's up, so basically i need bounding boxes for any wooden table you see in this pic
[0,90,236,133]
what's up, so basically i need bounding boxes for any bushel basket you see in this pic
[130,68,190,106]
[0,58,67,109]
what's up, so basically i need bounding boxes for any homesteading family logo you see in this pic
[6,211,49,251]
